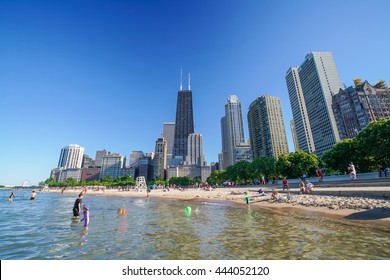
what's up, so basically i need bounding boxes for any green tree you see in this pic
[356,118,390,169]
[207,170,226,185]
[168,176,193,187]
[276,150,319,178]
[251,156,276,181]
[322,138,360,173]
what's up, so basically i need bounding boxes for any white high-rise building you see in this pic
[186,133,205,167]
[221,95,246,168]
[287,52,341,156]
[57,144,84,169]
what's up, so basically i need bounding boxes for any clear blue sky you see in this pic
[1,0,389,186]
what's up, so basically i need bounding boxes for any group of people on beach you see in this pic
[299,179,314,194]
[271,188,292,203]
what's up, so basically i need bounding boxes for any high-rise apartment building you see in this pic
[173,72,194,159]
[221,95,246,168]
[220,116,228,170]
[290,120,299,152]
[332,80,390,139]
[95,150,110,167]
[153,137,167,179]
[82,154,95,168]
[285,67,315,153]
[287,52,341,156]
[162,122,175,160]
[100,153,125,180]
[57,144,84,169]
[247,95,289,159]
[129,151,144,166]
[186,133,205,167]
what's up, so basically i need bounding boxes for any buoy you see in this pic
[185,206,191,212]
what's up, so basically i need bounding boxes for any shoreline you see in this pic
[50,185,390,227]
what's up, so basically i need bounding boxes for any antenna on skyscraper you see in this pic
[188,73,191,90]
[180,68,183,91]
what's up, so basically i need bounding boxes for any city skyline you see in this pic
[1,0,389,185]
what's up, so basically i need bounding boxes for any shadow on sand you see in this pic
[345,208,390,220]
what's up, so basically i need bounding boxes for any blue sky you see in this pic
[1,0,389,186]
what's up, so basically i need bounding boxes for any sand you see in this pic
[53,185,390,226]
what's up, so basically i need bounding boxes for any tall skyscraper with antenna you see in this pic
[173,70,194,160]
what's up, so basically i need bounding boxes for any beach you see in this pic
[55,179,390,225]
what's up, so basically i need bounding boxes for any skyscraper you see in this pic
[186,133,205,167]
[285,67,315,153]
[290,120,299,152]
[221,95,246,168]
[247,95,289,159]
[287,52,341,156]
[163,122,175,160]
[100,153,125,180]
[58,144,84,169]
[153,137,167,179]
[95,149,110,167]
[173,71,194,159]
[220,116,228,170]
[129,151,144,166]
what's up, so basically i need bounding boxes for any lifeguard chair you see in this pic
[136,176,146,190]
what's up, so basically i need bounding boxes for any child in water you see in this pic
[80,204,90,228]
[244,192,251,208]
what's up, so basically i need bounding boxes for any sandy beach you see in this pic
[54,181,390,226]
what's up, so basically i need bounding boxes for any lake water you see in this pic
[0,190,389,260]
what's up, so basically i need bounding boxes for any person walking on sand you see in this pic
[73,193,83,217]
[282,178,289,191]
[316,167,324,182]
[348,163,357,180]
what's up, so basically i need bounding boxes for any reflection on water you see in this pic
[0,190,389,260]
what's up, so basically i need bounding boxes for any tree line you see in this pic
[207,118,390,185]
[41,119,389,188]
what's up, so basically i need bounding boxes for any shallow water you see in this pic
[0,190,389,260]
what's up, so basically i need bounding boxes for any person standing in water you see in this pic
[8,191,14,202]
[30,190,36,200]
[244,192,251,208]
[80,204,90,228]
[73,193,83,217]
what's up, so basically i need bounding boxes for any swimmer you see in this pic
[118,208,127,216]
[8,191,14,202]
[30,190,36,200]
[80,204,89,228]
